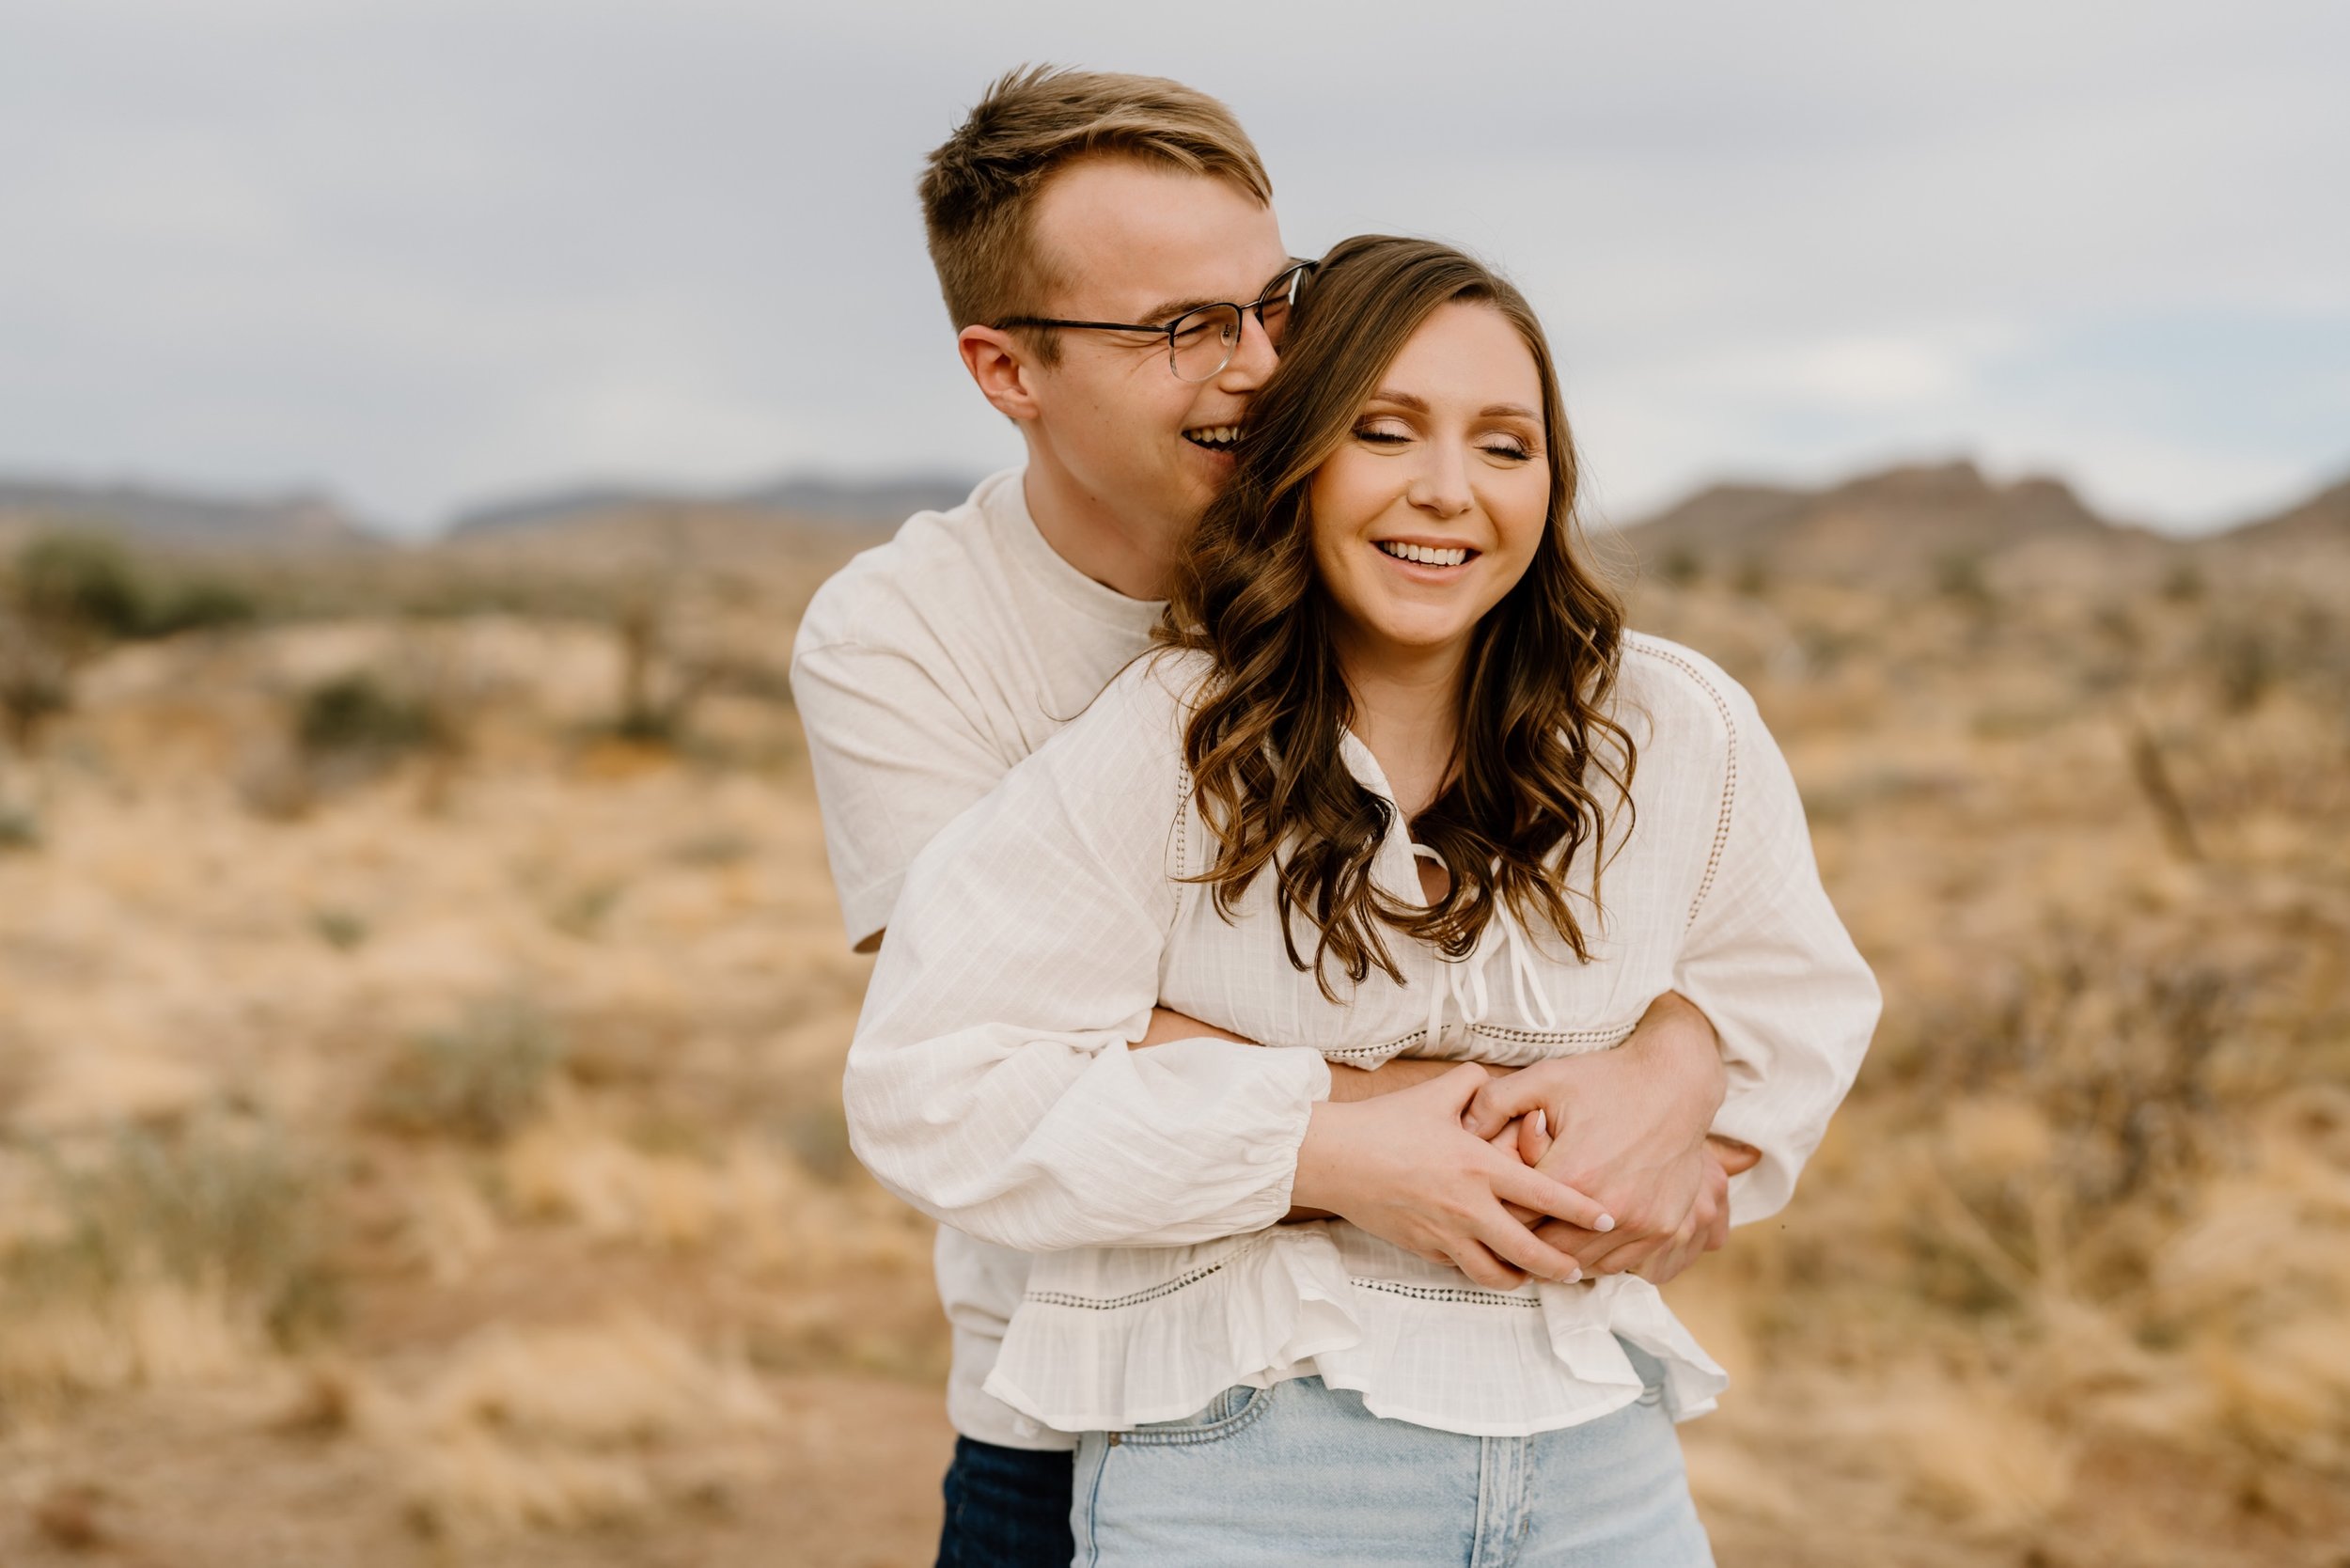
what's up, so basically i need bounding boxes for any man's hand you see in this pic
[1506,1106,1758,1285]
[1136,1007,1505,1102]
[1460,992,1729,1278]
[1291,1065,1615,1291]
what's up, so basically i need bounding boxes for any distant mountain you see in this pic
[446,472,982,538]
[2221,474,2350,548]
[732,473,981,523]
[1617,460,2143,585]
[0,478,368,547]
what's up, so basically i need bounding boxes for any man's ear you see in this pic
[959,326,1044,422]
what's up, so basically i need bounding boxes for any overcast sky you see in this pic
[5,1,2345,537]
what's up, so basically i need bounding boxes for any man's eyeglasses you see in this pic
[993,259,1316,384]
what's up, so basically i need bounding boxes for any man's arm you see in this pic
[1139,996,1750,1274]
[1135,1006,1496,1100]
[791,634,1013,952]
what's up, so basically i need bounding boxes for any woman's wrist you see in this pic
[1288,1099,1361,1217]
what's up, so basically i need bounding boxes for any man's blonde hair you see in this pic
[919,66,1273,358]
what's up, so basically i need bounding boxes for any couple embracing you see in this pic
[794,66,1880,1568]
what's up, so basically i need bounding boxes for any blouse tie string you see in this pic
[1412,843,1563,1052]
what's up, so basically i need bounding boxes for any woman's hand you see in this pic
[1291,1064,1615,1290]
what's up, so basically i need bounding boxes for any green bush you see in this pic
[16,534,147,642]
[294,671,445,760]
[369,998,566,1143]
[13,1118,337,1344]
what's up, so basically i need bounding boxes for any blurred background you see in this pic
[1,3,2345,1564]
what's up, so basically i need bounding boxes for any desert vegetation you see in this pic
[0,477,2343,1565]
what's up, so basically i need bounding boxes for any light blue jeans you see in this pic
[1070,1341,1715,1567]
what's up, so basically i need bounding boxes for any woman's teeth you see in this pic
[1376,541,1471,568]
[1183,426,1242,450]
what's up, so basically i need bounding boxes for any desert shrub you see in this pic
[142,577,260,635]
[2161,559,2207,602]
[0,799,39,852]
[307,908,369,950]
[294,671,446,760]
[15,533,149,644]
[1935,550,1997,612]
[10,1117,337,1344]
[1732,558,1771,598]
[1659,546,1703,587]
[2205,621,2276,713]
[370,999,566,1144]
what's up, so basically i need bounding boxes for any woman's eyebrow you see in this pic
[1366,391,1538,421]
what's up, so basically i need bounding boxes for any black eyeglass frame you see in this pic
[991,259,1317,382]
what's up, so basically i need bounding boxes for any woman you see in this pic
[846,237,1879,1564]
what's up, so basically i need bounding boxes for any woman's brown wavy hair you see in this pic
[1158,234,1634,996]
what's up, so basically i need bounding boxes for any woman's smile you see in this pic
[1372,537,1480,571]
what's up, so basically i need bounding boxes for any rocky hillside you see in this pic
[1608,460,2168,588]
[0,478,368,549]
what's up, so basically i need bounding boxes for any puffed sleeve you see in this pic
[1675,677,1882,1225]
[841,656,1334,1252]
[791,631,1018,952]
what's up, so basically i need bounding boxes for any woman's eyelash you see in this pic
[1481,443,1532,461]
[1355,426,1410,445]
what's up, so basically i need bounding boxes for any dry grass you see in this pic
[0,524,2342,1564]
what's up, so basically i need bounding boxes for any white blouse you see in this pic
[844,634,1881,1437]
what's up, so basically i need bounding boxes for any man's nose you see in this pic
[1214,308,1278,391]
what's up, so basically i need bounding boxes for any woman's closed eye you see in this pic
[1353,418,1414,447]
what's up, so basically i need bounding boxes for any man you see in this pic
[794,66,1757,1568]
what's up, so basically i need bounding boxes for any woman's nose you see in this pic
[1408,444,1473,518]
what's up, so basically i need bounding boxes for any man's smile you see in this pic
[1183,424,1244,451]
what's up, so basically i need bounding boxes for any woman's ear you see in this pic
[959,326,1042,422]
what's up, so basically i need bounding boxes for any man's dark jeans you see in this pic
[936,1435,1074,1567]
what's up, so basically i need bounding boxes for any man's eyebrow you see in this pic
[1136,293,1220,326]
[1136,264,1303,327]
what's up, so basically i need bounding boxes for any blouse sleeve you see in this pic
[1673,677,1882,1225]
[841,658,1334,1253]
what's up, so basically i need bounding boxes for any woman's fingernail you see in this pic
[1532,1109,1548,1138]
[1563,1266,1582,1284]
[1595,1214,1616,1232]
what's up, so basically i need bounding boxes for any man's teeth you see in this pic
[1184,426,1242,449]
[1376,541,1471,568]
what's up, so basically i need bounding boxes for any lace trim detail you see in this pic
[1353,1278,1544,1309]
[1027,1260,1226,1312]
[1323,1021,1631,1064]
[1625,641,1738,929]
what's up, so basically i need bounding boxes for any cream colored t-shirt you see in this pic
[791,466,1162,1450]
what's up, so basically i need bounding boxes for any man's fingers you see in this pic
[1475,1210,1584,1285]
[1708,1136,1763,1177]
[1461,1072,1550,1139]
[1587,1233,1668,1277]
[1546,1222,1642,1273]
[1491,1164,1615,1232]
